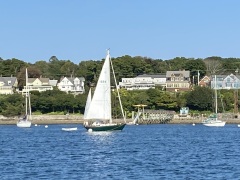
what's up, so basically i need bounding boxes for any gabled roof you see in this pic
[199,76,210,83]
[209,74,239,80]
[39,78,50,83]
[0,77,17,86]
[28,78,49,83]
[60,77,85,84]
[166,71,190,77]
[49,80,58,86]
[136,74,166,78]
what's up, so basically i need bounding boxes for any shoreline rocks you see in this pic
[1,115,240,125]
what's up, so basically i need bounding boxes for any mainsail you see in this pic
[84,51,111,121]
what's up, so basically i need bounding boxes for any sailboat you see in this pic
[17,68,32,128]
[83,50,126,132]
[202,75,226,127]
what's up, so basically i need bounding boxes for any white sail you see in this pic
[83,88,92,119]
[85,51,111,120]
[85,50,112,121]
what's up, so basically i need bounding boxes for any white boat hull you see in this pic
[17,120,31,128]
[62,127,78,131]
[203,121,226,127]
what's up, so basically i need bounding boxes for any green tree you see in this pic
[184,59,206,84]
[186,86,213,111]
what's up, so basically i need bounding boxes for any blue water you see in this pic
[1,124,240,180]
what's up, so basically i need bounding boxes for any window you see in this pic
[226,82,231,87]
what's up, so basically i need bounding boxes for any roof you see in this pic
[49,80,58,86]
[28,78,49,83]
[136,74,166,78]
[166,71,190,77]
[0,77,17,86]
[60,77,85,83]
[209,74,240,80]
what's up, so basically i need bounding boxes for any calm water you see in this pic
[1,124,240,179]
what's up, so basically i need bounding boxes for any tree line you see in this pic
[0,86,236,117]
[0,55,239,116]
[1,55,240,88]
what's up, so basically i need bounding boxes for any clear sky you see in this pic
[1,0,240,63]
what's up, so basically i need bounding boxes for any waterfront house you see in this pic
[165,70,191,92]
[0,77,18,94]
[22,77,57,93]
[119,74,166,90]
[211,74,240,89]
[57,77,85,94]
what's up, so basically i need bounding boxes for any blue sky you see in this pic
[1,0,240,63]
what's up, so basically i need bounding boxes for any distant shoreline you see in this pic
[0,115,240,125]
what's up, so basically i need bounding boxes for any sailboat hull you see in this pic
[17,120,31,128]
[84,123,126,132]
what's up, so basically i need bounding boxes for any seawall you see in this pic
[1,115,240,125]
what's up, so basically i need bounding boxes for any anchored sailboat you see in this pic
[17,68,32,128]
[83,50,126,132]
[202,75,226,127]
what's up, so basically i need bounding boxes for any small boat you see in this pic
[62,127,78,131]
[238,124,240,127]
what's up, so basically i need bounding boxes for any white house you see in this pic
[57,77,85,94]
[0,77,18,94]
[119,74,166,90]
[22,78,57,93]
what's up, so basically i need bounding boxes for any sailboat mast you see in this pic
[28,90,32,120]
[107,50,112,123]
[215,75,217,114]
[110,54,126,122]
[26,68,28,117]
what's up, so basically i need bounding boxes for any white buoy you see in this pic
[238,124,240,127]
[192,123,195,126]
[88,129,93,132]
[45,125,48,128]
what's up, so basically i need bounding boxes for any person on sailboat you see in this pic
[22,115,27,120]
